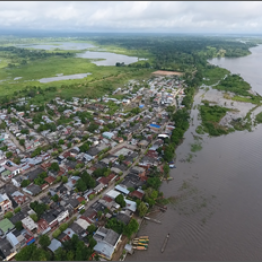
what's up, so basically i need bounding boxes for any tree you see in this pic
[163,163,170,176]
[54,247,67,261]
[115,194,126,208]
[14,207,21,213]
[97,210,103,219]
[138,201,148,217]
[49,162,60,172]
[118,154,125,164]
[30,214,38,222]
[6,151,13,159]
[19,139,25,146]
[21,179,31,187]
[4,211,13,219]
[39,235,51,248]
[16,244,37,261]
[58,139,64,145]
[15,221,23,230]
[147,177,161,190]
[52,194,59,202]
[123,218,139,238]
[61,176,68,183]
[87,224,97,234]
[106,218,125,234]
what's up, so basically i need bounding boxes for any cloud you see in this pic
[0,1,261,34]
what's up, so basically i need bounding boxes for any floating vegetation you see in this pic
[190,141,203,152]
[186,153,193,162]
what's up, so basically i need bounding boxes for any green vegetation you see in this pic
[76,171,96,192]
[199,102,230,136]
[255,111,262,123]
[115,194,126,208]
[201,66,229,85]
[39,235,51,248]
[190,142,203,152]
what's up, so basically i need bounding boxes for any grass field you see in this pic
[0,54,154,98]
[201,67,229,86]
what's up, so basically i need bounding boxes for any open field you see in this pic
[152,70,184,76]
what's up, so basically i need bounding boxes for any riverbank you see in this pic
[126,48,262,260]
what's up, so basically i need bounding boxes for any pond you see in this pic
[38,73,91,83]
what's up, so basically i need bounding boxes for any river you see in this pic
[126,45,262,260]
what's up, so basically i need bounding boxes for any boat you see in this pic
[138,236,149,239]
[133,246,147,251]
[166,177,174,181]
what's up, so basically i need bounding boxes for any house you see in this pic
[25,167,45,182]
[93,242,115,260]
[115,211,131,226]
[0,237,17,261]
[75,217,91,231]
[64,176,80,191]
[23,184,42,196]
[130,166,146,179]
[123,199,137,213]
[48,239,62,253]
[69,222,87,237]
[102,132,115,140]
[68,198,80,210]
[9,212,26,226]
[138,140,149,148]
[94,182,105,194]
[105,190,121,200]
[21,217,37,235]
[115,184,130,195]
[129,190,144,200]
[44,176,56,185]
[93,227,121,250]
[149,123,161,132]
[59,228,76,243]
[36,218,51,235]
[6,232,21,251]
[0,193,13,212]
[0,218,15,236]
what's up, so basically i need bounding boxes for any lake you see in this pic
[17,42,146,66]
[126,45,262,261]
[38,73,91,83]
[76,51,146,66]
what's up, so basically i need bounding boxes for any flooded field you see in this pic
[38,73,91,83]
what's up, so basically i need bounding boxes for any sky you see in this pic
[0,1,262,35]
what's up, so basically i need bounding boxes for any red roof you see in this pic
[77,197,85,203]
[44,176,56,184]
[97,173,116,185]
[103,195,114,203]
[129,190,144,200]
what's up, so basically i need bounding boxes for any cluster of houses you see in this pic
[0,75,184,260]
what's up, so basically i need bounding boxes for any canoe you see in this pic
[133,246,147,251]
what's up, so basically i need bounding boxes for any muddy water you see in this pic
[127,86,262,260]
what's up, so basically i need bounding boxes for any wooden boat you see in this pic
[133,238,149,242]
[138,236,149,239]
[133,246,147,251]
[132,242,148,247]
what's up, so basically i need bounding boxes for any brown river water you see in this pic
[126,45,262,261]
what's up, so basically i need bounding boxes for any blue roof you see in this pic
[150,123,160,128]
[139,105,144,108]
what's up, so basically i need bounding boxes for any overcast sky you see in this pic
[0,1,262,34]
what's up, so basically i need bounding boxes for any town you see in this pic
[0,74,185,261]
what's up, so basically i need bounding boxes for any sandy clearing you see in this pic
[152,70,184,76]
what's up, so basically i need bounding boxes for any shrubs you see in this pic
[52,229,62,239]
[4,211,13,219]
